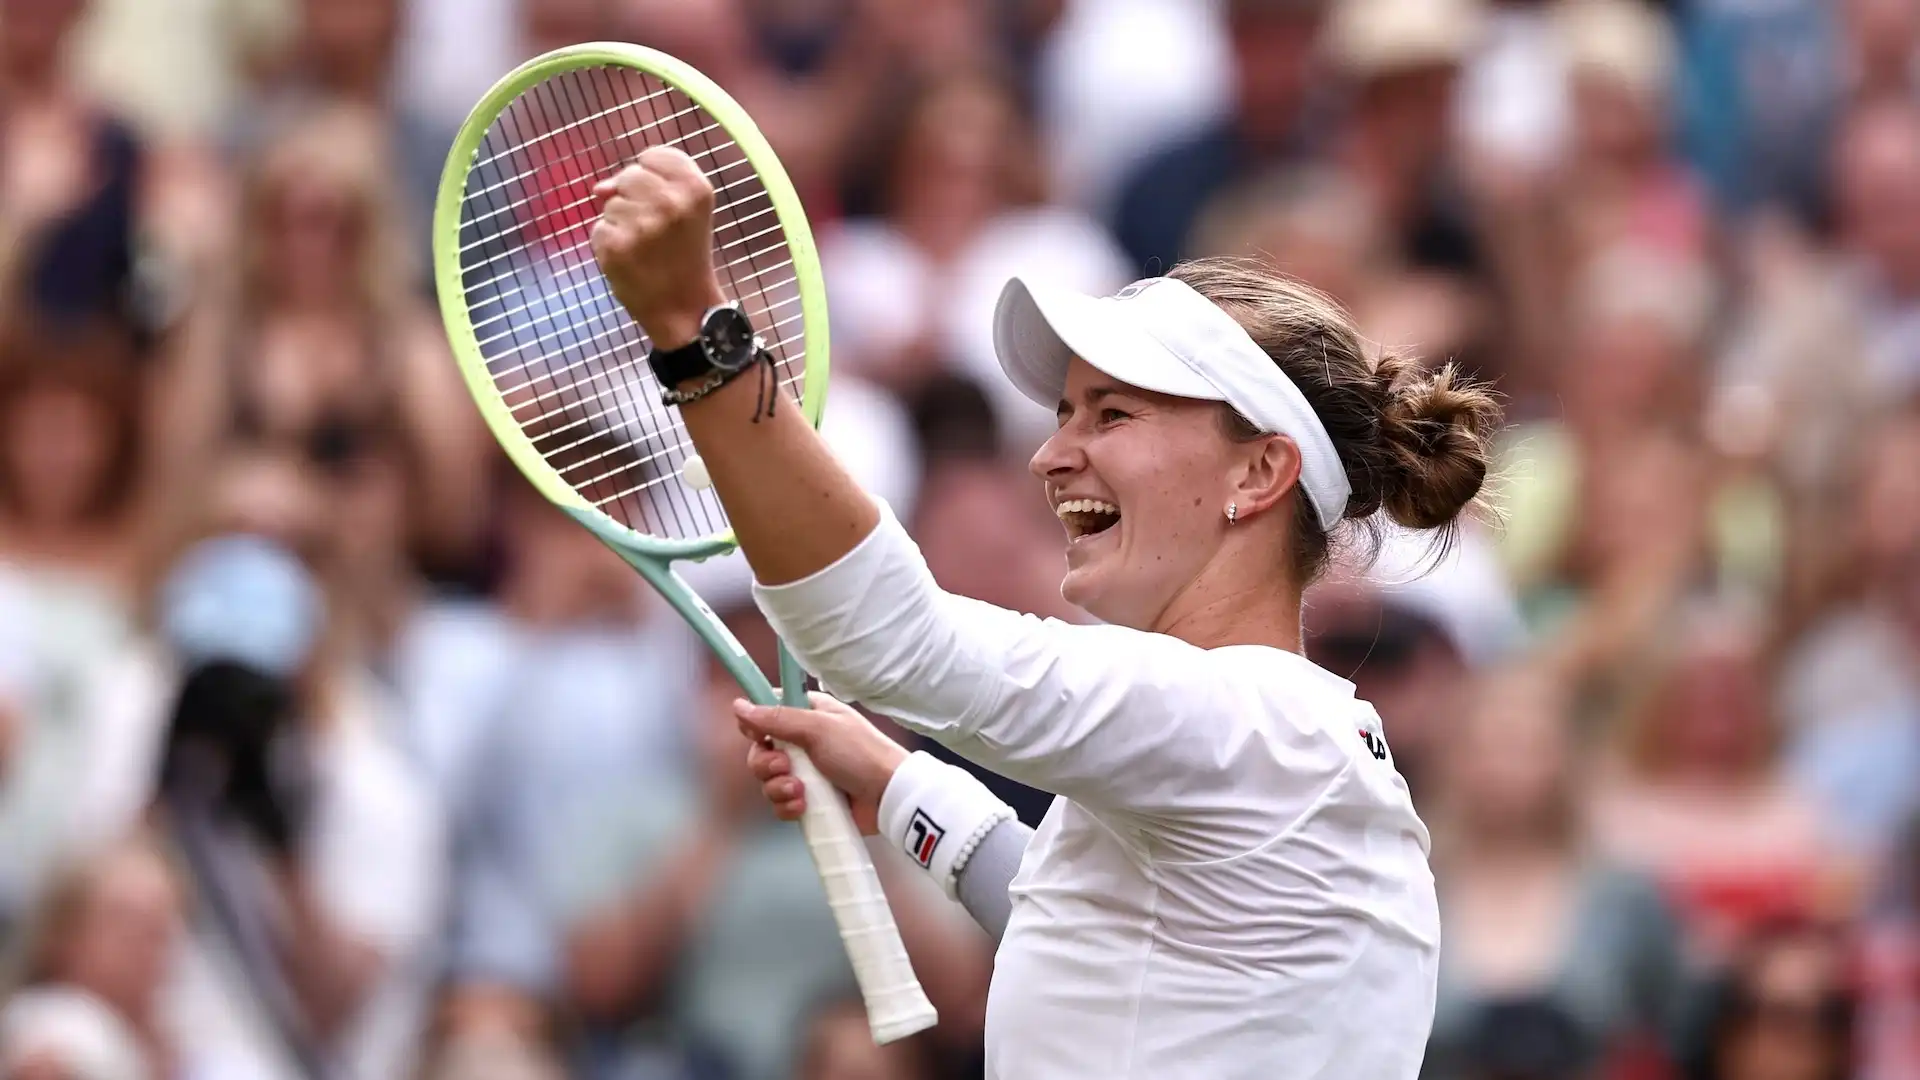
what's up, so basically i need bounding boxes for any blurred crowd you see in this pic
[0,0,1917,1079]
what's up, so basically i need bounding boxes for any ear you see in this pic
[1229,435,1303,521]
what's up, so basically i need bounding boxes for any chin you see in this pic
[1060,568,1141,628]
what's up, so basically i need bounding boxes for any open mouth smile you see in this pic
[1055,498,1121,541]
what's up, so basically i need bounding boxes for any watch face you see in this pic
[701,304,758,373]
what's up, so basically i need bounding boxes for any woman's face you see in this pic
[1658,621,1770,779]
[262,175,365,306]
[0,383,116,527]
[891,79,1015,238]
[50,847,183,1020]
[1448,669,1574,839]
[1029,358,1247,629]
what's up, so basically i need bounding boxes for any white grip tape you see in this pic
[785,743,939,1044]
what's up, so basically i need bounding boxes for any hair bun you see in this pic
[1364,353,1500,532]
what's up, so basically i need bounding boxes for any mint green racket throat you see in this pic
[432,42,935,1043]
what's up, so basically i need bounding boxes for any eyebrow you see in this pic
[1055,385,1133,416]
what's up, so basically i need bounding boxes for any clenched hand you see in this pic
[590,146,726,351]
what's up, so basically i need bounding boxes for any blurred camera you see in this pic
[154,534,325,854]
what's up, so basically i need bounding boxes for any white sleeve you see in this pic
[752,500,1250,819]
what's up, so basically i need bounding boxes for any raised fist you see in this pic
[590,146,725,350]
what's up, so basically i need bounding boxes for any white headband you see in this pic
[992,275,1353,530]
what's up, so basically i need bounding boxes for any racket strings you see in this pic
[458,116,737,249]
[473,235,794,359]
[457,64,807,540]
[459,160,766,292]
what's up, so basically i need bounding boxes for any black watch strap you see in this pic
[646,337,714,389]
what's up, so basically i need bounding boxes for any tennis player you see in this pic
[590,147,1500,1079]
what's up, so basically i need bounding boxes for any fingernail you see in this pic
[732,699,763,718]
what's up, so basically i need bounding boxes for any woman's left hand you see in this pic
[737,693,908,836]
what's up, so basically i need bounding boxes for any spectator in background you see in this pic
[1188,165,1482,367]
[1591,602,1844,968]
[228,105,488,581]
[1189,166,1383,319]
[1674,0,1841,224]
[1109,0,1330,273]
[1467,0,1711,413]
[0,327,147,597]
[824,63,1127,452]
[1761,307,1920,744]
[1492,247,1740,664]
[1322,0,1487,282]
[1828,100,1920,402]
[1033,0,1233,217]
[423,471,701,1034]
[71,472,445,1080]
[1554,0,1710,266]
[0,0,149,339]
[1454,0,1577,181]
[1304,587,1466,804]
[1684,921,1857,1080]
[1785,535,1920,874]
[1424,663,1688,1080]
[0,319,223,920]
[234,0,454,260]
[3,835,185,1080]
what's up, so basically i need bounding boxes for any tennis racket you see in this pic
[431,43,938,1044]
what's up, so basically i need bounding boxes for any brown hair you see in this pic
[1168,257,1502,583]
[238,102,419,318]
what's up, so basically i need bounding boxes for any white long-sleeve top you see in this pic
[753,502,1441,1080]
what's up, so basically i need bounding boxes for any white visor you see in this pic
[993,275,1352,531]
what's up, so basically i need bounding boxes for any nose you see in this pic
[1029,423,1084,484]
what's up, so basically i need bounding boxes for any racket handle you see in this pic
[784,744,941,1043]
[774,645,936,1043]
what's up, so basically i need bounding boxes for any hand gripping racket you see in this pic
[431,43,938,1044]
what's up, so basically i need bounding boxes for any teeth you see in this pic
[1055,499,1120,519]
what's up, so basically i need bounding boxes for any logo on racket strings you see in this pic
[906,809,945,868]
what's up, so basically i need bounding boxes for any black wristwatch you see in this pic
[648,301,765,405]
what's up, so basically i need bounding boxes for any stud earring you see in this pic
[1226,502,1238,525]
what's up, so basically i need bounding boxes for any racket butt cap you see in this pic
[869,999,940,1045]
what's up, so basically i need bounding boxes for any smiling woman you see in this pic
[1005,259,1501,634]
[588,145,1502,1080]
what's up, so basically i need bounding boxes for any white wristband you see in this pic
[877,751,1015,901]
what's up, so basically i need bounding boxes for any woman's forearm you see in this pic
[675,365,881,587]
